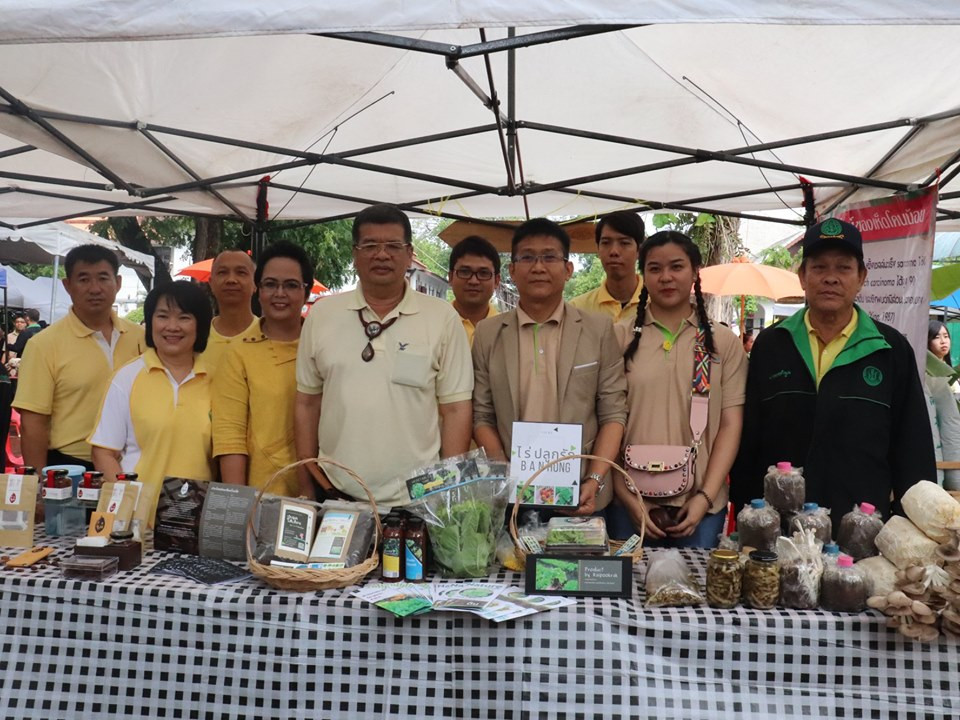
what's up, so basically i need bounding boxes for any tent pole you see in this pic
[0,170,113,191]
[937,162,960,193]
[551,188,805,226]
[139,127,254,224]
[319,25,636,59]
[0,145,34,161]
[507,27,517,179]
[49,254,60,322]
[0,85,134,193]
[820,124,928,216]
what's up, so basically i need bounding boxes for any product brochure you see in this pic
[353,581,576,621]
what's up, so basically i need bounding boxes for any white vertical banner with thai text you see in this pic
[833,186,937,371]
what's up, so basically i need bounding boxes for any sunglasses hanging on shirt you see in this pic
[357,310,399,362]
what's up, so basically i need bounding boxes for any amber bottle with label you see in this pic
[381,515,403,582]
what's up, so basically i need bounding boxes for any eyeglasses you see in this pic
[354,242,410,256]
[512,253,567,266]
[357,310,399,362]
[453,267,496,281]
[259,279,309,294]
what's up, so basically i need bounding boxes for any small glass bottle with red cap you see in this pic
[77,471,104,523]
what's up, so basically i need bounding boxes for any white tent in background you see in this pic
[0,4,959,230]
[0,221,154,319]
[0,263,71,322]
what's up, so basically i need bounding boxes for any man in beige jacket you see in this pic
[472,218,627,515]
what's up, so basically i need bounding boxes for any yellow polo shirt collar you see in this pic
[805,309,858,387]
[64,308,130,338]
[455,302,499,346]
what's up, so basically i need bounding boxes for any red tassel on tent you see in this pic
[256,175,271,223]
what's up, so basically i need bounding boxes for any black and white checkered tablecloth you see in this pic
[1,532,958,720]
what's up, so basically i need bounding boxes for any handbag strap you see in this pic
[689,326,711,445]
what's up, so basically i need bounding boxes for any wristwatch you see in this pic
[585,472,605,495]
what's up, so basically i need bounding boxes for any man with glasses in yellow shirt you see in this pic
[295,204,474,507]
[449,234,501,346]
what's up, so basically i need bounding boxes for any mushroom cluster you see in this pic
[867,535,960,642]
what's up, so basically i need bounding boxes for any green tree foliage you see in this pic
[8,263,65,280]
[758,244,801,270]
[223,220,356,290]
[564,254,606,300]
[412,218,454,279]
[124,306,144,324]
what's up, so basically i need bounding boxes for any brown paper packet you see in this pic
[0,472,39,548]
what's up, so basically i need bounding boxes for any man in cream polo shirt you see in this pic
[14,244,144,471]
[295,204,474,507]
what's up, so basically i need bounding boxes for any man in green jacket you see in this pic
[731,218,935,528]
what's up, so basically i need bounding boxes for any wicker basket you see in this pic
[246,457,382,591]
[508,453,645,562]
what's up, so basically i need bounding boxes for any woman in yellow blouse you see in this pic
[212,241,313,496]
[89,281,214,526]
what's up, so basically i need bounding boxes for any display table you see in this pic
[1,534,958,720]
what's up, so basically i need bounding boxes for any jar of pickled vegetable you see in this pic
[744,550,780,610]
[706,549,742,609]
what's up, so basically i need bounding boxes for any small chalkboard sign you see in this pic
[524,555,632,598]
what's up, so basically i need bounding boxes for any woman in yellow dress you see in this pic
[212,241,313,496]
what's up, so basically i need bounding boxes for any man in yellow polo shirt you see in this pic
[14,244,144,471]
[732,218,935,529]
[200,249,259,374]
[295,204,474,507]
[570,210,645,322]
[449,234,500,346]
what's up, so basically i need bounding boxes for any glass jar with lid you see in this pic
[706,549,742,609]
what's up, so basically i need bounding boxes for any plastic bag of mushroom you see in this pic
[867,535,960,643]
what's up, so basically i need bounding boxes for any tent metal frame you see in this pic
[0,25,959,239]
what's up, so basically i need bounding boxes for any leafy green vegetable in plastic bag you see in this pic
[405,454,510,578]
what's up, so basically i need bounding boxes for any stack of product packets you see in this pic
[544,516,610,555]
[353,581,577,621]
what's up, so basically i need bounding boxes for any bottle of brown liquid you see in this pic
[404,517,426,582]
[381,515,403,582]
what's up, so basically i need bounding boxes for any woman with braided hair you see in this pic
[607,231,748,547]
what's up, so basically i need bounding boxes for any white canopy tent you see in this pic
[0,4,959,233]
[0,221,154,319]
[0,264,71,322]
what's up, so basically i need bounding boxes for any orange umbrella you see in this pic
[698,256,803,335]
[177,258,328,293]
[698,257,802,299]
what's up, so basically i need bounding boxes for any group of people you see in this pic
[9,204,938,546]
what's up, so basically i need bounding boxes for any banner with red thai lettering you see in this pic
[833,186,937,369]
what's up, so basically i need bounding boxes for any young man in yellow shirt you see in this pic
[449,234,500,346]
[570,210,645,322]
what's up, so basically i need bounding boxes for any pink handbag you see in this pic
[623,327,711,499]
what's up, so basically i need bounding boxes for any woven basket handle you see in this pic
[245,457,383,561]
[508,453,645,559]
